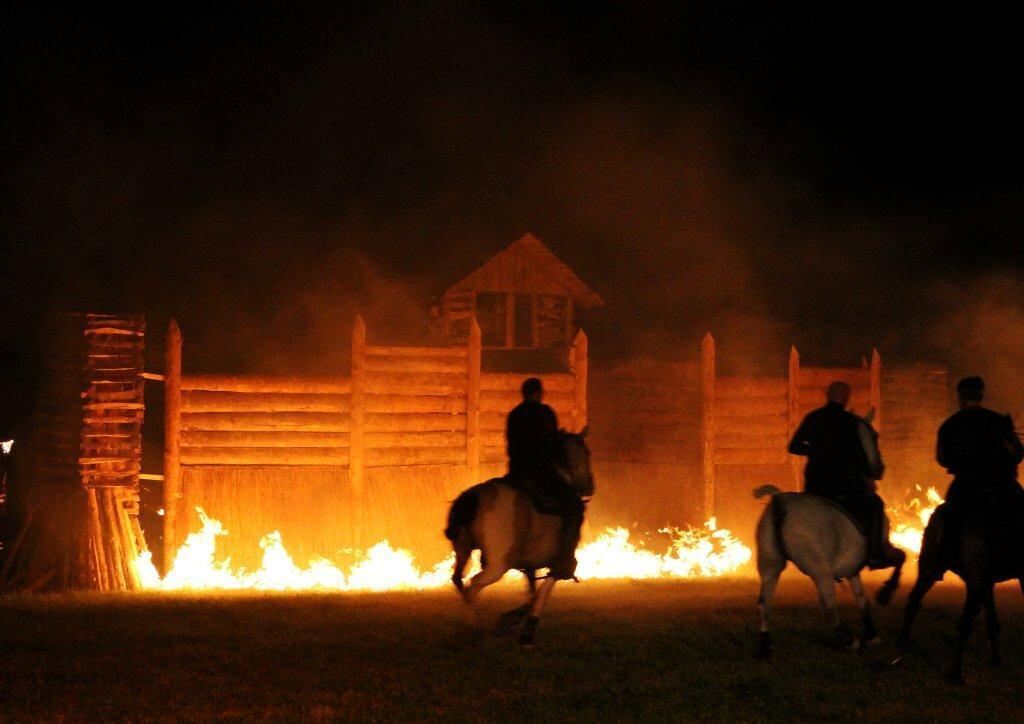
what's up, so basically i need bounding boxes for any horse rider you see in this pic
[788,380,897,568]
[936,376,1024,539]
[506,377,584,580]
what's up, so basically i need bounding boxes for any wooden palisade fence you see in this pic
[699,333,882,520]
[163,316,589,565]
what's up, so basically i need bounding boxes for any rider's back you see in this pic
[938,408,1022,491]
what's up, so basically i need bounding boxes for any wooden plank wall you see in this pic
[586,358,704,531]
[165,318,587,566]
[703,336,882,535]
[880,366,951,498]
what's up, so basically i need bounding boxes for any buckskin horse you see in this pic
[444,428,594,646]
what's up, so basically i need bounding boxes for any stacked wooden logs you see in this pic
[0,313,148,591]
[80,314,147,590]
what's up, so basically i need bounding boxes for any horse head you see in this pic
[557,426,595,499]
[854,410,884,481]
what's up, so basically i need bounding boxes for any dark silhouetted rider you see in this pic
[506,377,583,580]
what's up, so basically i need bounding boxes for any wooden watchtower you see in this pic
[437,234,603,350]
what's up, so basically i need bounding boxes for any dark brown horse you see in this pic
[896,501,1023,683]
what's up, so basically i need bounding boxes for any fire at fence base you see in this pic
[135,483,942,593]
[135,508,753,592]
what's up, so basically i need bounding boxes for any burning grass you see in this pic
[2,579,1024,720]
[136,509,752,591]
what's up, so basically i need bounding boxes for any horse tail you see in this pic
[445,487,482,541]
[754,486,789,561]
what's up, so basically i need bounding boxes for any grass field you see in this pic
[1,575,1023,721]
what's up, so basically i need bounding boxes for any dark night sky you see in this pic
[2,2,1023,430]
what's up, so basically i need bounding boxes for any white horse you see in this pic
[444,429,594,646]
[754,412,906,658]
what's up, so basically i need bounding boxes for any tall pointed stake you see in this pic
[788,346,801,489]
[350,315,366,544]
[570,328,589,432]
[163,319,182,571]
[700,333,716,520]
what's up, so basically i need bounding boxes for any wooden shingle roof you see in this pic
[445,233,604,308]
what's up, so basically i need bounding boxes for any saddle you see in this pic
[803,493,868,537]
[502,473,565,516]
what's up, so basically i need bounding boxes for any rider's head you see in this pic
[957,376,985,408]
[521,377,543,403]
[826,381,851,408]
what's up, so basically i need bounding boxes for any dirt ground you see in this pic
[1,575,1022,721]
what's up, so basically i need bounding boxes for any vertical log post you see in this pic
[870,348,882,432]
[570,329,589,432]
[788,346,801,489]
[466,318,481,481]
[700,333,716,520]
[162,319,182,572]
[350,315,366,542]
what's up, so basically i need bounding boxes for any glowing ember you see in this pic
[1,439,13,455]
[889,486,945,555]
[136,509,752,591]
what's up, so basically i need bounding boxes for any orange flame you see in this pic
[889,485,944,555]
[136,509,752,591]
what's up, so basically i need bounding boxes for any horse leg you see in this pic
[895,569,941,649]
[848,574,880,646]
[519,575,557,648]
[875,548,906,606]
[451,536,472,596]
[755,564,782,660]
[462,561,508,629]
[982,583,1001,668]
[813,573,855,650]
[947,583,984,685]
[499,570,537,629]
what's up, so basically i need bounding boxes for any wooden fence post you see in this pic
[163,319,182,571]
[466,318,481,481]
[350,316,366,507]
[870,348,882,432]
[788,346,801,489]
[700,333,716,520]
[570,329,589,432]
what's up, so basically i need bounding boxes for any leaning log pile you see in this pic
[0,313,147,591]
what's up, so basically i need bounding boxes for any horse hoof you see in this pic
[875,585,896,607]
[754,632,772,660]
[499,608,529,629]
[518,615,539,648]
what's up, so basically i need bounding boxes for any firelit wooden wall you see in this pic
[587,335,896,541]
[164,317,588,568]
[880,366,951,499]
[586,358,705,532]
